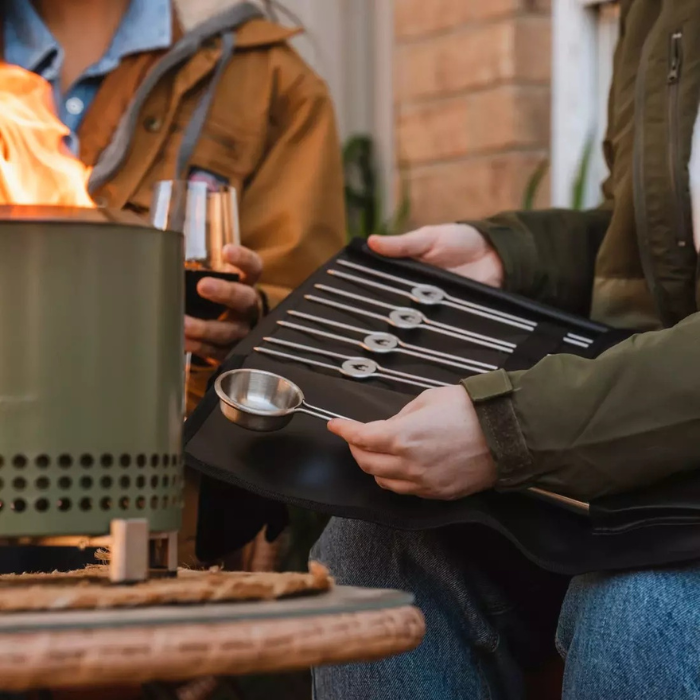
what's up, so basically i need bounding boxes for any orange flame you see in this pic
[0,63,94,207]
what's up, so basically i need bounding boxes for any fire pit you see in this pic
[0,206,184,581]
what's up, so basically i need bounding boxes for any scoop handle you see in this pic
[297,402,352,422]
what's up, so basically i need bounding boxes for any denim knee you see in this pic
[310,518,417,589]
[556,566,700,700]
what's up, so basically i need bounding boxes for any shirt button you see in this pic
[143,116,163,133]
[65,97,84,116]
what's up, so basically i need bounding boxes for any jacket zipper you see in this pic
[632,29,659,310]
[667,31,689,247]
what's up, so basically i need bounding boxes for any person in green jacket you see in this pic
[313,1,700,698]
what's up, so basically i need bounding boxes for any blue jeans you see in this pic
[311,519,700,700]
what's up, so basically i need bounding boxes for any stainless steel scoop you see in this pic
[215,368,349,432]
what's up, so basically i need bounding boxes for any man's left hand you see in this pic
[184,244,263,362]
[328,385,497,500]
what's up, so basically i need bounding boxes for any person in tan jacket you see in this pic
[1,0,345,571]
[3,0,345,406]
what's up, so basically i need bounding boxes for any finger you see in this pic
[222,244,263,285]
[375,477,419,496]
[197,278,258,317]
[184,315,249,346]
[367,228,437,260]
[348,446,411,480]
[327,418,397,453]
[184,338,230,363]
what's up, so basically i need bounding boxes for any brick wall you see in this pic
[394,0,551,227]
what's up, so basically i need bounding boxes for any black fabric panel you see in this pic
[503,322,570,371]
[582,327,636,358]
[185,242,700,575]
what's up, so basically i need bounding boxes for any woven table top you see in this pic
[0,585,425,691]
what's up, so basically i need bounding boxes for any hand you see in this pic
[328,385,497,500]
[184,244,263,362]
[368,224,504,288]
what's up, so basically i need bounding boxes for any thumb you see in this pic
[368,228,436,260]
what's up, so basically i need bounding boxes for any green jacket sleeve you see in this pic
[463,207,611,317]
[463,313,700,501]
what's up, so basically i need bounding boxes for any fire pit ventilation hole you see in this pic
[58,499,72,512]
[136,476,146,489]
[35,455,50,468]
[119,497,130,510]
[12,477,26,491]
[100,497,112,511]
[136,454,147,468]
[12,499,26,513]
[120,476,131,489]
[150,496,159,510]
[58,455,72,469]
[35,498,49,512]
[136,497,146,510]
[35,477,49,490]
[120,454,131,468]
[58,476,72,489]
[79,497,92,512]
[80,476,93,490]
[100,476,113,489]
[101,454,114,468]
[163,455,170,467]
[80,454,94,469]
[151,454,160,467]
[12,455,27,469]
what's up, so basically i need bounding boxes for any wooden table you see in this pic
[0,587,425,692]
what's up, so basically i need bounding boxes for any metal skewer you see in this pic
[279,317,494,374]
[310,286,516,353]
[329,267,534,332]
[255,345,442,390]
[261,337,449,388]
[334,260,593,348]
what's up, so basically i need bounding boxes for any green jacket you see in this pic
[462,0,700,501]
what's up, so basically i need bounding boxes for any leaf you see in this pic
[522,158,549,211]
[572,137,595,210]
[343,133,411,240]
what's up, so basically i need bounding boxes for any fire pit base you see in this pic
[0,520,179,583]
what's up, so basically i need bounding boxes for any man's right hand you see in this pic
[367,224,504,288]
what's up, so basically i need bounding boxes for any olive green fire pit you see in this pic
[0,207,184,580]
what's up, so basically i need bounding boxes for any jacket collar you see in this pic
[173,0,301,47]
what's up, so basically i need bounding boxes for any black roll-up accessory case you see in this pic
[185,240,700,575]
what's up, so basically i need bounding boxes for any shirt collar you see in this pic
[3,1,59,79]
[3,0,173,82]
[85,0,172,78]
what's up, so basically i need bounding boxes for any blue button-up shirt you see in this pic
[4,0,172,154]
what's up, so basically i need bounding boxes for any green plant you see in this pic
[343,135,411,240]
[522,136,596,211]
[571,138,595,211]
[521,158,549,211]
